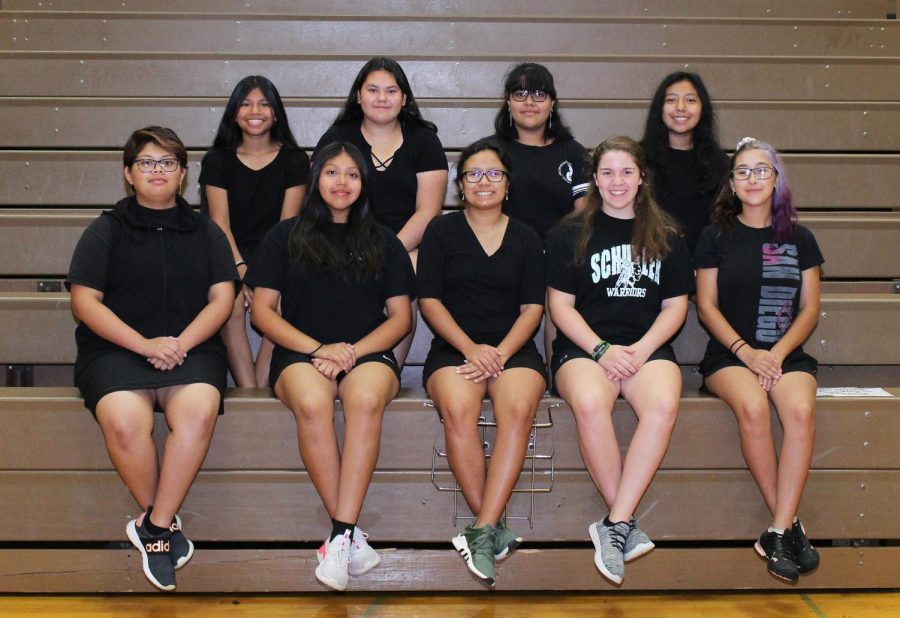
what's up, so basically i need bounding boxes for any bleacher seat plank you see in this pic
[2,0,890,19]
[3,54,899,102]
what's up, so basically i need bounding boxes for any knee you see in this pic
[176,403,218,440]
[570,395,612,431]
[290,392,333,426]
[504,400,537,433]
[734,401,772,437]
[439,401,479,435]
[783,401,816,437]
[342,391,386,421]
[102,415,149,451]
[643,396,679,431]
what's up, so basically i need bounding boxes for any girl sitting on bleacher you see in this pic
[245,141,415,592]
[200,76,310,387]
[546,136,693,585]
[695,137,823,584]
[67,126,239,592]
[418,138,546,587]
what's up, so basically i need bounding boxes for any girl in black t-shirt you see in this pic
[546,136,692,585]
[314,57,449,368]
[640,72,728,256]
[418,139,546,586]
[696,137,824,584]
[247,142,415,592]
[67,127,238,592]
[201,76,310,387]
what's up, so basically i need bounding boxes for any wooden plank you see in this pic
[3,153,899,210]
[1,547,898,592]
[1,15,896,57]
[0,469,896,542]
[3,54,899,101]
[2,0,889,19]
[2,387,897,471]
[0,98,896,151]
[800,213,900,279]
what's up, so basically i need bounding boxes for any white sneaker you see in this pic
[318,526,381,576]
[314,530,351,591]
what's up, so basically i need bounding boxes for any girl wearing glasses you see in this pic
[418,139,546,586]
[546,136,693,585]
[67,126,239,591]
[315,57,448,368]
[640,72,728,256]
[246,142,415,592]
[695,137,823,583]
[200,76,310,387]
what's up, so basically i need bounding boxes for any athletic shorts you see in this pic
[550,343,677,393]
[422,338,547,388]
[270,349,401,387]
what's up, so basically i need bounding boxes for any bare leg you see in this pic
[768,372,816,529]
[254,336,275,388]
[95,390,158,510]
[428,366,489,516]
[222,295,256,387]
[275,363,340,517]
[612,360,680,522]
[555,358,622,508]
[393,249,419,368]
[477,368,544,526]
[706,367,778,514]
[150,383,220,527]
[333,363,399,523]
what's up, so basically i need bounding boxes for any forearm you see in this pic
[71,293,148,356]
[634,297,688,353]
[354,306,413,356]
[497,305,543,356]
[419,298,477,354]
[250,302,320,355]
[396,209,439,252]
[177,292,234,352]
[549,302,602,354]
[771,305,819,359]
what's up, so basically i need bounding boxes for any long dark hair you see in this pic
[493,62,574,143]
[565,136,676,264]
[288,142,382,275]
[332,57,437,132]
[454,138,514,201]
[211,75,299,150]
[711,137,797,243]
[640,71,725,193]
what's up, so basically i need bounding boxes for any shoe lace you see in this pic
[609,524,628,552]
[470,529,496,560]
[772,532,796,561]
[329,537,351,566]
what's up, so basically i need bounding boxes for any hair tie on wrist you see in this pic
[733,341,748,356]
[309,343,323,356]
[729,337,744,353]
[235,260,247,268]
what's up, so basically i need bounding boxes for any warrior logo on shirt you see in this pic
[558,161,574,184]
[756,243,799,342]
[589,244,661,297]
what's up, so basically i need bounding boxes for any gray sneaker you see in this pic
[588,519,629,584]
[493,520,523,561]
[624,518,654,562]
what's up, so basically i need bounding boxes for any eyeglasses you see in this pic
[461,169,507,183]
[509,89,549,103]
[134,158,180,173]
[732,166,776,181]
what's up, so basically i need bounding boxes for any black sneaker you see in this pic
[754,530,799,583]
[169,514,194,570]
[126,518,176,591]
[789,519,820,574]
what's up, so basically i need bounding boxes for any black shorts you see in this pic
[270,348,401,387]
[550,343,677,393]
[700,347,817,380]
[422,338,547,388]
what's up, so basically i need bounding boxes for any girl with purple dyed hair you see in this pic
[695,137,824,584]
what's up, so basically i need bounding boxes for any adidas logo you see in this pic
[146,539,170,553]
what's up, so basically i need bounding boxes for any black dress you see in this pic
[66,196,239,415]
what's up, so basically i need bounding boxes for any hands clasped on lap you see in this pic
[737,346,783,391]
[456,344,505,384]
[144,336,186,371]
[311,342,357,380]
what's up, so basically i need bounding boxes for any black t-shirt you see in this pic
[650,146,729,257]
[491,135,591,241]
[694,220,824,358]
[199,146,310,260]
[66,196,239,371]
[417,211,545,343]
[314,123,447,233]
[244,218,416,350]
[545,210,694,351]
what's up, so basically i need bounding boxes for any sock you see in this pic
[144,516,168,536]
[603,515,628,527]
[768,526,786,535]
[792,516,799,525]
[330,519,354,542]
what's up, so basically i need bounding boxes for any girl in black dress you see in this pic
[67,126,238,591]
[315,57,448,367]
[696,137,823,583]
[640,71,728,256]
[201,75,310,387]
[546,136,693,585]
[247,142,415,592]
[418,139,546,586]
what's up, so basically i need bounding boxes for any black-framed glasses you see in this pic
[732,166,776,181]
[509,89,549,103]
[134,158,180,173]
[461,169,507,183]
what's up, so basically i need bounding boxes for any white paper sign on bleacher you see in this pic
[816,387,893,397]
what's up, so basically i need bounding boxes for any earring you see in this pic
[509,109,513,127]
[505,190,509,201]
[461,194,466,202]
[549,116,552,130]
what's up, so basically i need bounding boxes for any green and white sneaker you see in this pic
[452,524,497,586]
[494,520,523,561]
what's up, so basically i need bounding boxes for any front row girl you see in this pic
[696,137,823,583]
[67,126,239,591]
[418,139,547,586]
[546,136,693,585]
[246,142,415,591]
